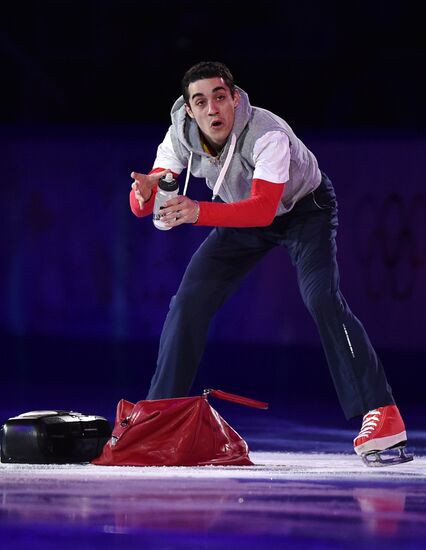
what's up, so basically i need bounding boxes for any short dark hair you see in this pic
[182,61,236,104]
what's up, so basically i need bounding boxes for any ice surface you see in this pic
[0,451,425,480]
[1,412,425,549]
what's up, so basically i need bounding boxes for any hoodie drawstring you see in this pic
[182,133,237,201]
[182,151,193,196]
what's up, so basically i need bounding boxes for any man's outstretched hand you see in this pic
[130,170,168,209]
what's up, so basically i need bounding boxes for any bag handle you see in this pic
[203,389,268,410]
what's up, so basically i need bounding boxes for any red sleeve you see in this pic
[195,179,285,227]
[129,186,157,217]
[129,167,165,218]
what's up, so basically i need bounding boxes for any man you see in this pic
[129,61,411,466]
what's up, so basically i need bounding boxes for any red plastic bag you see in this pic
[92,389,268,467]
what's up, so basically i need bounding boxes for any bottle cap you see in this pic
[158,172,178,192]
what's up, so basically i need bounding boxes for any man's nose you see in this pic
[208,101,219,115]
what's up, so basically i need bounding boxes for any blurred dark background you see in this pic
[0,1,425,429]
[1,1,425,130]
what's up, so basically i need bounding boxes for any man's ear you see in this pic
[185,103,195,119]
[233,89,241,109]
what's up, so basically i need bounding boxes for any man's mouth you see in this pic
[211,119,223,129]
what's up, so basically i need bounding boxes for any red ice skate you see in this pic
[354,405,413,467]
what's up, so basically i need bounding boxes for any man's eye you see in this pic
[216,95,225,101]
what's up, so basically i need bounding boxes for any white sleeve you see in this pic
[252,131,290,183]
[152,128,187,174]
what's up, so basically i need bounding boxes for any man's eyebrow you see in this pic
[191,86,227,101]
[212,86,226,93]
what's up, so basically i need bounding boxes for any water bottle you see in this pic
[153,173,179,230]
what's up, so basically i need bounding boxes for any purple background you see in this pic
[1,127,424,350]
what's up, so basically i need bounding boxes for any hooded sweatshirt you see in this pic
[130,87,321,226]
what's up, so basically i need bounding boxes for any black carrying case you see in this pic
[0,410,112,464]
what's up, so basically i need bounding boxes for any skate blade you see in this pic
[361,446,414,467]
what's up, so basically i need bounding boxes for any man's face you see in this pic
[185,77,240,149]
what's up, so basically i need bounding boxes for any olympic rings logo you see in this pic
[352,193,426,300]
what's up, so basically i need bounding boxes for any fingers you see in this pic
[131,176,145,209]
[160,197,197,226]
[134,188,144,209]
[131,171,156,203]
[131,170,170,198]
[161,196,186,218]
[147,169,168,182]
[131,172,144,192]
[131,169,169,182]
[163,196,181,208]
[131,171,144,182]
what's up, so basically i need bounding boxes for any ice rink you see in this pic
[1,408,425,549]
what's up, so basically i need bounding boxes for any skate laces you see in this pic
[356,409,381,439]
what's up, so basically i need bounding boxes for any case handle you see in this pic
[204,389,268,410]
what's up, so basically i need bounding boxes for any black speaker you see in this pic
[0,410,112,464]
